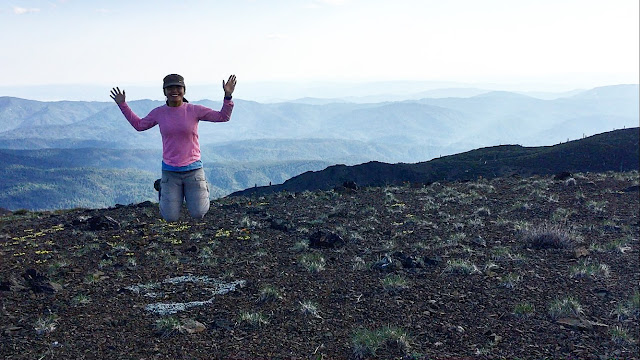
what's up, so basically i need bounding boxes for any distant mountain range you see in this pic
[0,84,637,163]
[231,127,640,196]
[0,80,590,103]
[0,84,637,210]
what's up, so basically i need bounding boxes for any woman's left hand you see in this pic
[223,75,237,97]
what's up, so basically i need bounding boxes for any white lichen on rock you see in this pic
[126,276,246,315]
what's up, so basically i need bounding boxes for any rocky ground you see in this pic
[1,171,639,359]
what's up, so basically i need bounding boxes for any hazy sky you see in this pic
[1,0,638,93]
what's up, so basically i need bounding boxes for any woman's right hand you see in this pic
[110,87,126,104]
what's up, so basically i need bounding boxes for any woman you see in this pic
[110,74,236,221]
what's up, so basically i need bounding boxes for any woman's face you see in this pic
[164,85,185,105]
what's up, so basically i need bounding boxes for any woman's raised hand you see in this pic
[223,75,237,98]
[110,87,126,104]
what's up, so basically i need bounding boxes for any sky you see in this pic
[1,0,638,101]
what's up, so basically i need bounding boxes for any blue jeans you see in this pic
[159,168,210,222]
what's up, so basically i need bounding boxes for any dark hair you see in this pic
[166,97,188,106]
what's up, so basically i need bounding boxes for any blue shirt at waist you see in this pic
[162,160,203,172]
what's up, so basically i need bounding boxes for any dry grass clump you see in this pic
[521,223,578,249]
[352,326,411,360]
[551,208,576,223]
[586,200,608,213]
[238,311,269,328]
[444,259,481,275]
[153,317,206,337]
[612,290,640,321]
[34,314,59,335]
[570,261,610,279]
[549,296,584,319]
[154,317,181,337]
[498,273,521,288]
[381,274,409,294]
[299,300,322,319]
[257,285,282,304]
[298,252,326,272]
[72,294,91,305]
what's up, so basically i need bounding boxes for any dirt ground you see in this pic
[1,171,639,359]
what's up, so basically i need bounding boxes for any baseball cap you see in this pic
[163,74,186,88]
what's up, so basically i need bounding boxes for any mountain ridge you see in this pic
[231,127,640,196]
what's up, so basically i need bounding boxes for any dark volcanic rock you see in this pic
[424,255,443,266]
[87,215,121,231]
[136,201,155,208]
[0,280,11,291]
[393,251,423,269]
[22,269,60,293]
[309,230,345,249]
[371,254,397,272]
[270,218,293,232]
[553,171,572,181]
[334,181,359,193]
[342,181,358,190]
[471,236,487,247]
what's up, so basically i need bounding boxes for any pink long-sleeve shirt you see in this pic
[118,99,233,167]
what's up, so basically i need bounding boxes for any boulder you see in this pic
[309,230,345,249]
[87,215,121,231]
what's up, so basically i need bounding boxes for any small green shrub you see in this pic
[72,294,91,305]
[513,303,534,317]
[498,273,521,288]
[609,325,634,345]
[438,232,466,248]
[381,274,409,294]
